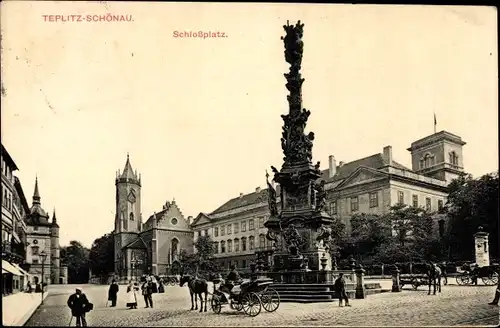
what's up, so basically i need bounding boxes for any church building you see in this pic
[113,155,193,281]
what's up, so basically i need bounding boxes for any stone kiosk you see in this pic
[259,21,367,302]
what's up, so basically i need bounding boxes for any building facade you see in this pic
[113,155,193,281]
[24,178,67,285]
[191,131,466,270]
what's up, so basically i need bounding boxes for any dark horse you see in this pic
[180,275,209,312]
[426,262,442,295]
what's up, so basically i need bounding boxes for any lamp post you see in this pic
[40,250,48,305]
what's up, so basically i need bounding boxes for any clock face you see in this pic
[128,189,136,203]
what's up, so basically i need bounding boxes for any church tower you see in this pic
[113,154,142,277]
[407,131,466,184]
[50,209,60,284]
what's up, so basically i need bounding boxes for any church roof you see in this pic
[123,236,147,249]
[25,177,51,226]
[119,154,138,180]
[209,152,412,216]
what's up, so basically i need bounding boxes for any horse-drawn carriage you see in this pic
[400,274,429,290]
[210,277,280,317]
[456,264,499,286]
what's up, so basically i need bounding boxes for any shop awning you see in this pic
[2,260,23,276]
[11,263,30,276]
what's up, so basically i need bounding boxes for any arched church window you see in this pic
[171,238,179,255]
[130,212,134,221]
[449,151,459,166]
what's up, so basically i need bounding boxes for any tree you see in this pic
[326,216,346,260]
[445,172,499,261]
[178,235,217,274]
[88,233,114,277]
[61,240,90,284]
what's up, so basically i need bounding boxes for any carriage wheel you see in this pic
[211,296,222,314]
[242,292,262,317]
[456,274,469,286]
[261,288,280,312]
[482,272,499,286]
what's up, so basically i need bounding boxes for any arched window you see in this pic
[241,237,247,251]
[221,241,226,253]
[227,239,232,252]
[449,151,459,165]
[129,212,134,221]
[171,238,179,255]
[259,234,266,248]
[234,238,239,252]
[249,236,255,250]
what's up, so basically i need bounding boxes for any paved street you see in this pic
[26,282,499,326]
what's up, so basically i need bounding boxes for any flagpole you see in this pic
[433,113,437,134]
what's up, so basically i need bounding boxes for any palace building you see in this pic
[190,130,466,270]
[112,155,193,281]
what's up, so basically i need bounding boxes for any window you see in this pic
[369,192,378,208]
[171,238,179,255]
[249,236,255,250]
[241,237,247,251]
[426,198,431,211]
[197,231,201,237]
[242,260,247,268]
[398,191,404,205]
[259,234,266,248]
[233,223,239,234]
[227,225,232,235]
[234,238,239,252]
[241,221,246,232]
[412,195,418,208]
[421,153,435,169]
[32,259,39,264]
[213,242,219,254]
[204,229,209,236]
[438,200,444,212]
[32,246,39,255]
[330,201,337,215]
[221,225,225,236]
[449,151,459,165]
[34,226,38,231]
[249,219,255,230]
[259,217,264,228]
[214,227,219,237]
[221,241,226,253]
[227,240,232,252]
[350,197,359,212]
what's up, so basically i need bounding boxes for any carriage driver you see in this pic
[220,265,242,295]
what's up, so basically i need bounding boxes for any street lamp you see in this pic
[40,250,48,305]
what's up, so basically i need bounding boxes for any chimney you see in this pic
[239,193,244,198]
[256,187,261,193]
[383,146,393,166]
[339,161,345,167]
[187,216,193,225]
[328,155,337,178]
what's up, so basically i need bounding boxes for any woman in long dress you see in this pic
[126,281,139,309]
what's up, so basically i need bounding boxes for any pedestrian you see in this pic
[67,287,92,327]
[158,278,165,293]
[488,277,500,306]
[108,279,119,307]
[126,281,139,309]
[334,273,351,307]
[142,279,154,308]
[27,281,32,293]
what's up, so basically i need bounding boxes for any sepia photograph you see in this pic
[1,2,498,327]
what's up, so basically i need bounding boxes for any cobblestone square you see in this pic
[26,282,499,327]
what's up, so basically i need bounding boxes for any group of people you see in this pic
[107,275,161,310]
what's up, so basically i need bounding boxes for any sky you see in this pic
[1,3,497,248]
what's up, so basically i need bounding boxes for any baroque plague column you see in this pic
[265,21,334,272]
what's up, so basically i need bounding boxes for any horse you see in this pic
[426,262,442,295]
[179,274,209,312]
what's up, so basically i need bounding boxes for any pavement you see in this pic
[25,281,499,327]
[2,291,48,326]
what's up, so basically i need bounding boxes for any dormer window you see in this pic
[449,151,459,166]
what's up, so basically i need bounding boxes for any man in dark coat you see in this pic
[334,273,351,307]
[141,280,154,308]
[67,287,91,327]
[108,279,119,307]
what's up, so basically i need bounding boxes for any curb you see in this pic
[13,292,49,327]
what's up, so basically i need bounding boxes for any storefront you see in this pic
[2,260,23,295]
